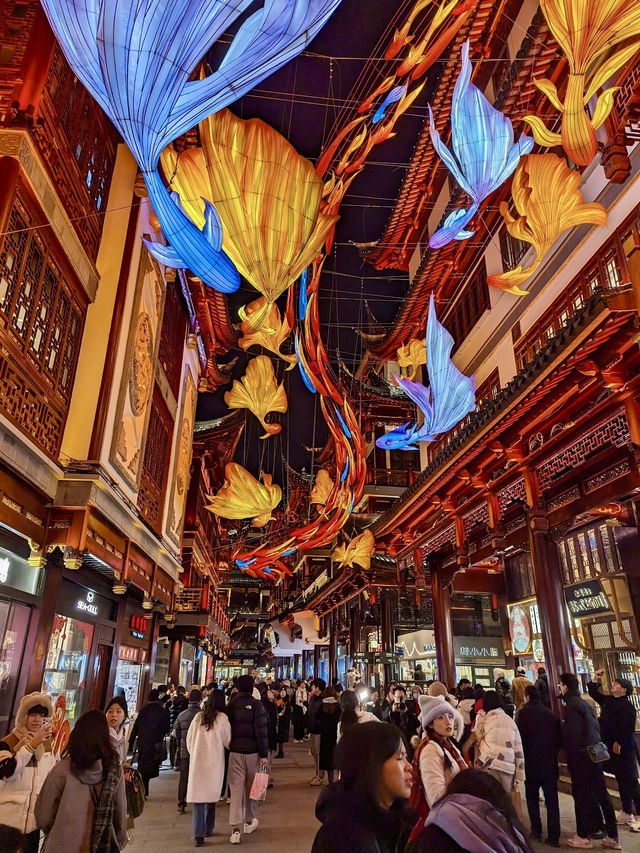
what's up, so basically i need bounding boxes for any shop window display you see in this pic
[42,615,94,722]
[0,600,31,733]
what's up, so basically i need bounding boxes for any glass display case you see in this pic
[42,615,94,722]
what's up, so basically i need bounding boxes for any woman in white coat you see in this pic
[186,691,231,847]
[473,689,525,793]
[0,692,56,853]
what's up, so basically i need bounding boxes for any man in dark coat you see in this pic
[306,678,326,785]
[588,672,640,828]
[559,672,619,848]
[173,687,202,813]
[226,674,269,844]
[517,685,562,845]
[385,686,419,759]
[534,667,552,708]
[129,688,171,797]
[168,686,189,767]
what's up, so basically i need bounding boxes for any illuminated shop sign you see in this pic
[564,580,612,617]
[76,590,98,615]
[508,604,532,655]
[454,636,504,660]
[130,614,147,639]
[0,547,42,596]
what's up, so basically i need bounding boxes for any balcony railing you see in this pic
[175,586,230,634]
[367,468,415,488]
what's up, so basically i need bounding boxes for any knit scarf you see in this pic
[90,756,121,853]
[428,731,468,774]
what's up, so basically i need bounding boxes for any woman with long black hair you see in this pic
[186,690,231,847]
[337,689,380,740]
[35,709,127,853]
[407,767,532,853]
[311,721,414,853]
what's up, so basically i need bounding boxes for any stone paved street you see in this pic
[125,742,640,852]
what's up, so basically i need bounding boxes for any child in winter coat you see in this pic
[0,692,56,853]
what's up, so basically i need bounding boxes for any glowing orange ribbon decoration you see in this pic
[524,0,640,166]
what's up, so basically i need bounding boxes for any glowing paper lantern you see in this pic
[162,109,336,327]
[428,41,533,249]
[524,0,640,166]
[376,294,476,451]
[487,154,608,294]
[396,337,427,380]
[206,463,282,528]
[40,0,342,292]
[310,469,333,505]
[238,298,297,368]
[332,529,375,570]
[224,356,287,439]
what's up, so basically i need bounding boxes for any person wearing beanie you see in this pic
[427,681,459,709]
[409,697,468,841]
[534,667,551,708]
[173,688,204,814]
[559,672,619,848]
[0,692,55,853]
[105,696,129,763]
[129,688,170,798]
[226,674,268,844]
[512,667,531,713]
[588,670,640,830]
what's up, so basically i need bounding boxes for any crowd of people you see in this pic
[0,664,637,851]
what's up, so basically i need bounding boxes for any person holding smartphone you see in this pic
[0,692,56,853]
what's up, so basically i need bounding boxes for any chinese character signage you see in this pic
[454,636,504,660]
[564,580,611,617]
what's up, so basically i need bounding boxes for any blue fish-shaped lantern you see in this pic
[428,41,533,249]
[376,294,476,451]
[40,0,342,292]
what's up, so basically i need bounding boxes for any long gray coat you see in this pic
[35,757,127,853]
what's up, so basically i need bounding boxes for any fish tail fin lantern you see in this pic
[40,0,343,292]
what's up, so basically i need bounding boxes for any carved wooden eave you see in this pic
[373,288,639,551]
[190,280,238,390]
[193,410,245,470]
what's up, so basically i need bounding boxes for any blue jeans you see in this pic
[193,802,216,838]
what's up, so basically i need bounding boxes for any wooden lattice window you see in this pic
[475,367,501,405]
[0,198,87,456]
[499,223,528,273]
[444,261,489,351]
[558,523,621,585]
[158,279,187,399]
[138,388,174,533]
[505,550,535,601]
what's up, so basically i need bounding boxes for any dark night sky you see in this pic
[196,0,430,483]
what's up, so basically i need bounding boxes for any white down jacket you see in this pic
[0,692,56,834]
[474,707,525,781]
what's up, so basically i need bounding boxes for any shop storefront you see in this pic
[454,635,506,687]
[41,578,117,723]
[180,640,196,687]
[114,607,152,713]
[396,629,437,682]
[0,530,44,734]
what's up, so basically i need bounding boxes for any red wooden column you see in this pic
[432,566,456,689]
[527,507,574,710]
[328,611,337,683]
[168,638,182,687]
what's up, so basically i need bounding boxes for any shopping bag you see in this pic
[249,768,269,801]
[511,783,525,823]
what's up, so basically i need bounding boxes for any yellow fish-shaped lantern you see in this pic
[162,109,337,332]
[332,529,375,571]
[224,356,288,439]
[238,298,297,368]
[396,338,427,380]
[310,469,333,506]
[206,463,282,528]
[524,0,640,166]
[488,154,607,294]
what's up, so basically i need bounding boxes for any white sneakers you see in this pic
[566,837,593,849]
[309,775,323,786]
[243,818,259,834]
[602,838,622,850]
[230,830,241,844]
[617,812,634,825]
